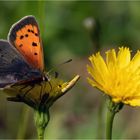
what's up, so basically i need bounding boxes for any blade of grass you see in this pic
[16,105,30,139]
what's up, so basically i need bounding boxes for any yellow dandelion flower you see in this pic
[87,47,140,106]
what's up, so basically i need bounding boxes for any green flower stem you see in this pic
[34,109,50,140]
[106,98,123,140]
[106,106,115,139]
[97,97,105,139]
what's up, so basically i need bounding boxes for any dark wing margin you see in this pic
[7,15,44,71]
[0,40,41,88]
[8,15,39,44]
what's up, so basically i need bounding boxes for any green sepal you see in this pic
[107,96,124,113]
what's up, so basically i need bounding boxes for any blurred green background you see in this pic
[0,1,140,139]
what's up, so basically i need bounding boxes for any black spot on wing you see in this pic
[32,42,37,47]
[25,34,28,37]
[20,35,24,39]
[35,33,38,36]
[31,30,34,33]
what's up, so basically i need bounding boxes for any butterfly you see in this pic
[0,16,79,108]
[0,16,45,86]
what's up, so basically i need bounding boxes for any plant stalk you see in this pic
[106,107,115,139]
[34,109,50,140]
[97,97,105,139]
[106,98,123,140]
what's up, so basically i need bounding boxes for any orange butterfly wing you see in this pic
[8,16,44,72]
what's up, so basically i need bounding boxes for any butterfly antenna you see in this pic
[47,59,72,75]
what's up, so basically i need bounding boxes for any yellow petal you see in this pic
[116,47,131,69]
[87,65,105,86]
[106,49,116,67]
[89,52,109,80]
[87,77,104,92]
[129,50,140,72]
[124,98,140,106]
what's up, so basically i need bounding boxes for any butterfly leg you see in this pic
[54,71,59,78]
[7,96,23,102]
[39,81,54,108]
[39,83,44,101]
[7,94,36,108]
[6,85,30,102]
[38,80,52,102]
[17,84,36,98]
[22,85,35,97]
